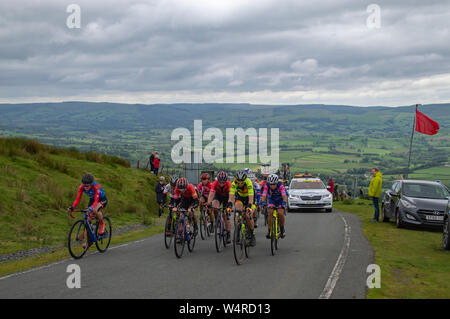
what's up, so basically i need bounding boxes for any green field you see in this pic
[335,199,450,298]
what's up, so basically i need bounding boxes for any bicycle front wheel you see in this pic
[96,217,112,253]
[68,220,89,259]
[164,214,174,249]
[187,223,196,252]
[233,222,245,265]
[271,217,277,256]
[215,218,224,253]
[174,218,186,258]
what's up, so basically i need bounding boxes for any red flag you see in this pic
[415,109,440,135]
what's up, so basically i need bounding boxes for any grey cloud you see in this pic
[0,0,449,105]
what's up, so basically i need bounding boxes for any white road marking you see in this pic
[318,213,351,299]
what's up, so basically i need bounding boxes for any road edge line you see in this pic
[318,212,351,299]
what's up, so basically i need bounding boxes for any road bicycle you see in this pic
[233,208,252,265]
[67,209,112,259]
[269,208,282,256]
[215,206,229,253]
[174,208,196,258]
[164,205,177,249]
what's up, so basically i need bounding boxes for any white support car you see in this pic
[287,176,333,212]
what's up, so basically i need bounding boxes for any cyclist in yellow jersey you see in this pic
[228,170,256,246]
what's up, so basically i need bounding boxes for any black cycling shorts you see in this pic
[89,197,108,209]
[235,194,249,207]
[179,197,196,211]
[213,193,229,206]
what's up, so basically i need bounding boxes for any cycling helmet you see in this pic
[177,177,188,190]
[170,175,179,185]
[235,170,247,182]
[244,168,251,174]
[267,174,279,185]
[82,174,94,185]
[201,173,210,180]
[159,176,165,182]
[217,171,228,183]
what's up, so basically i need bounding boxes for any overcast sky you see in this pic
[0,0,449,106]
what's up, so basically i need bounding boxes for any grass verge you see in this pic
[335,199,450,298]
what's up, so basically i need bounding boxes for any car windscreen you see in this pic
[290,180,325,190]
[402,183,450,199]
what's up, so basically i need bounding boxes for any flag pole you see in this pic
[406,104,418,179]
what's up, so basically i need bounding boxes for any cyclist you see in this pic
[68,174,107,236]
[228,170,256,246]
[261,174,287,239]
[248,173,261,228]
[197,173,213,226]
[207,171,232,243]
[156,176,166,217]
[163,175,178,207]
[163,175,178,236]
[173,177,199,235]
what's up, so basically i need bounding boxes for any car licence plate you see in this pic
[426,215,443,221]
[305,201,318,204]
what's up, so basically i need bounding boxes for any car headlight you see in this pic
[400,199,416,210]
[323,193,332,199]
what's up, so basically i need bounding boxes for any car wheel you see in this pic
[395,209,404,229]
[381,205,389,222]
[443,216,450,250]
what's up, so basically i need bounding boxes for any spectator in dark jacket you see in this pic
[333,184,339,201]
[150,152,155,174]
[155,176,166,217]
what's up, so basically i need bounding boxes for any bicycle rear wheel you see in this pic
[200,211,206,240]
[174,217,186,258]
[95,216,112,253]
[206,213,212,237]
[233,222,245,265]
[68,220,89,259]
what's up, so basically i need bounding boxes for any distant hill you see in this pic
[0,102,448,186]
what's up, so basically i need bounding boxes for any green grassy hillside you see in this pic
[0,137,161,255]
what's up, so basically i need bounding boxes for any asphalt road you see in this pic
[0,209,373,299]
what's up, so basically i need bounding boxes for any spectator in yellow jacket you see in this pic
[368,168,382,222]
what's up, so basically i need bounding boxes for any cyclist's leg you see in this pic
[221,196,231,233]
[211,198,221,224]
[238,195,253,230]
[278,207,286,226]
[93,199,107,234]
[204,195,214,223]
[278,206,286,237]
[267,207,274,232]
[234,199,244,224]
[199,196,205,213]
